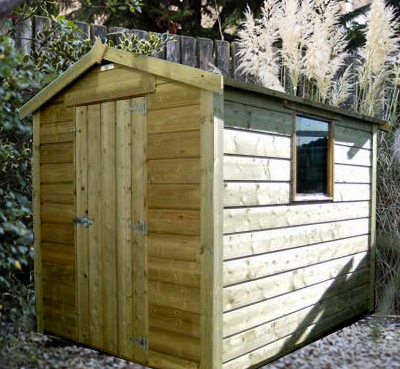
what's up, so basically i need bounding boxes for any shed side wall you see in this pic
[146,77,203,369]
[222,91,373,369]
[39,95,77,340]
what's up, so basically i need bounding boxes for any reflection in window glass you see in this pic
[296,116,329,195]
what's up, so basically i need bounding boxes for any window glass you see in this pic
[296,116,329,196]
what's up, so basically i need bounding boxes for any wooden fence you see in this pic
[1,15,245,80]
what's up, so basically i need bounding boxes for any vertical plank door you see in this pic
[75,98,148,363]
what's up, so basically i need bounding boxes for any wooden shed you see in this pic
[20,39,387,369]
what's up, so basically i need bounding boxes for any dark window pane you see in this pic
[296,116,329,195]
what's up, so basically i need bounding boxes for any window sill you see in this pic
[292,194,333,202]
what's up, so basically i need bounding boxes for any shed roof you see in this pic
[19,39,224,118]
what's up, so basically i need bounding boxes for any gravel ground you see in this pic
[1,315,399,369]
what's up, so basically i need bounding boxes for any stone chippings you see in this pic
[265,316,400,369]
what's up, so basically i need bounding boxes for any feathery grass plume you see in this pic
[330,63,354,107]
[356,0,399,119]
[237,2,284,92]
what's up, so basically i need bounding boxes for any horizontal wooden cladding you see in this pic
[41,183,73,204]
[41,203,74,224]
[147,234,200,262]
[224,218,369,260]
[148,158,200,184]
[149,304,201,339]
[335,164,371,184]
[338,116,373,133]
[42,223,74,245]
[335,123,372,149]
[149,328,200,362]
[224,201,370,234]
[148,130,200,159]
[42,242,74,265]
[148,350,199,369]
[148,81,201,111]
[43,302,78,340]
[40,121,74,144]
[65,67,155,106]
[41,142,73,164]
[223,251,369,311]
[147,105,201,134]
[42,280,76,307]
[334,183,371,202]
[223,268,370,338]
[224,156,291,182]
[224,100,293,136]
[224,238,369,287]
[148,281,200,314]
[223,289,369,367]
[148,209,200,236]
[224,182,290,207]
[42,261,75,286]
[148,257,200,287]
[223,128,291,159]
[41,163,73,184]
[40,103,73,125]
[334,144,371,167]
[148,184,200,210]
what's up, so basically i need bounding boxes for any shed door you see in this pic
[74,98,147,363]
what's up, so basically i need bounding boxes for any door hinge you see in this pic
[130,336,149,350]
[73,216,93,228]
[129,220,148,234]
[130,102,147,115]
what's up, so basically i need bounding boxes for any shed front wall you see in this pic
[221,88,375,369]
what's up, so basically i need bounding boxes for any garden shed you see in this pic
[20,39,388,369]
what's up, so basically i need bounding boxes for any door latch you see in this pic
[129,220,148,234]
[73,216,93,228]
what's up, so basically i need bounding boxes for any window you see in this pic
[294,115,333,200]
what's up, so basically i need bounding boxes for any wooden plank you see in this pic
[147,234,201,262]
[166,34,180,63]
[148,281,201,314]
[223,252,369,311]
[215,40,231,77]
[148,158,201,184]
[100,101,118,353]
[40,103,73,125]
[338,116,374,133]
[115,99,133,358]
[223,156,291,181]
[181,35,197,67]
[42,243,74,265]
[223,201,370,234]
[43,302,78,339]
[148,257,200,287]
[42,261,75,286]
[223,269,370,338]
[65,67,155,106]
[41,223,74,245]
[223,290,369,366]
[149,304,200,339]
[334,183,371,202]
[148,184,201,210]
[148,209,200,236]
[149,328,200,362]
[224,129,291,159]
[335,164,371,183]
[42,183,74,204]
[41,163,73,184]
[335,124,372,150]
[75,105,90,344]
[40,121,73,144]
[224,100,293,136]
[87,103,103,349]
[197,37,213,71]
[130,97,148,363]
[148,130,200,159]
[224,220,370,260]
[224,238,369,287]
[148,350,199,369]
[41,203,74,224]
[41,142,73,163]
[148,105,201,134]
[369,125,377,312]
[32,111,44,333]
[224,182,290,207]
[148,82,201,110]
[335,144,371,167]
[104,46,223,94]
[42,281,76,306]
[200,91,224,369]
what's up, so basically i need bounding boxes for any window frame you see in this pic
[292,113,334,202]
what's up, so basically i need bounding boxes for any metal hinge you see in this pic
[130,101,148,114]
[130,336,149,350]
[129,220,148,234]
[73,216,93,228]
